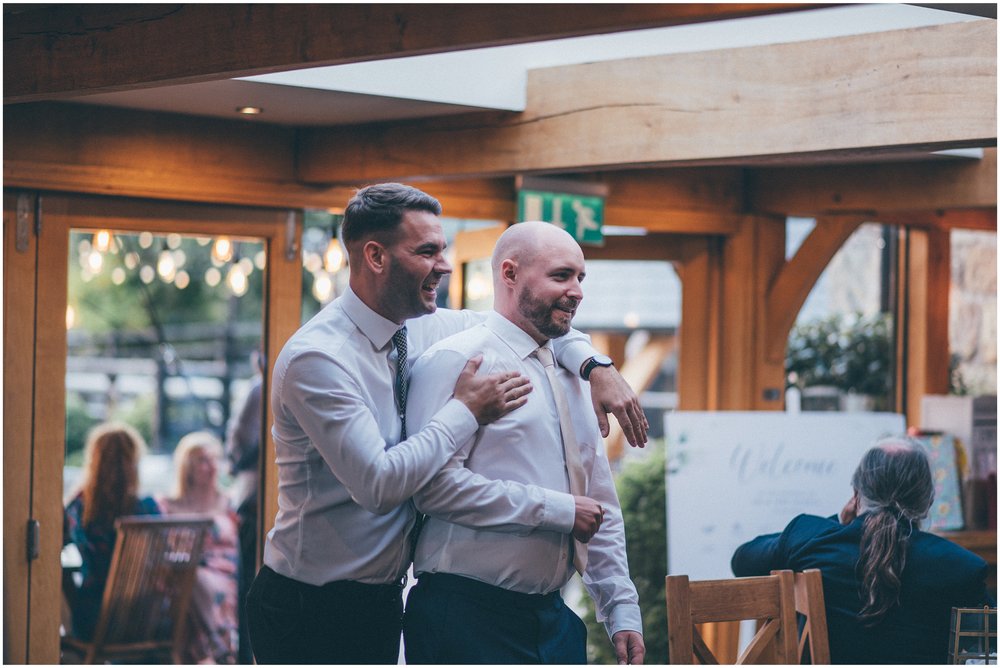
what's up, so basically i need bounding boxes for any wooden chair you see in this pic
[61,515,211,664]
[666,570,798,664]
[784,569,831,664]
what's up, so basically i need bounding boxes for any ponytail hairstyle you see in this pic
[851,436,934,626]
[80,422,146,528]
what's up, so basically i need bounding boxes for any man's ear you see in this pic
[362,240,387,274]
[500,258,518,287]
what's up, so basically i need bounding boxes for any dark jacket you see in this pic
[732,513,990,664]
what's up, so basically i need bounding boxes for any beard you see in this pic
[518,286,578,339]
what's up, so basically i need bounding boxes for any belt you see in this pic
[416,572,561,610]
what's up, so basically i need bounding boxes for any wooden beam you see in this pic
[749,149,998,216]
[4,4,817,103]
[903,227,952,427]
[764,217,865,364]
[298,21,997,183]
[877,208,997,232]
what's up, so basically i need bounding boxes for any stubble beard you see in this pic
[518,287,575,339]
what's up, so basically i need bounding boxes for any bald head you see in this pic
[491,221,577,276]
[491,221,586,343]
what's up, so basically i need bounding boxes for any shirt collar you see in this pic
[484,311,548,361]
[340,286,401,350]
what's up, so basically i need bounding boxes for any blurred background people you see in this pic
[732,436,991,664]
[63,422,161,641]
[160,431,240,664]
[225,349,263,664]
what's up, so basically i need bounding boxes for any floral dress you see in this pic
[161,498,241,664]
[63,493,161,640]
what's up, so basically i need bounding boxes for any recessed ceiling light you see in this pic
[236,106,263,115]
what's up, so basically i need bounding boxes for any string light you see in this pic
[93,230,113,252]
[212,237,233,264]
[324,237,344,273]
[227,264,248,296]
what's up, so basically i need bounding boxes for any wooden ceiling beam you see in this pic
[748,149,997,216]
[297,20,996,183]
[4,3,818,103]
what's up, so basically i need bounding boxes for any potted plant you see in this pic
[786,312,892,411]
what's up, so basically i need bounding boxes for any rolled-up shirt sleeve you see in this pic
[281,348,478,515]
[407,348,576,534]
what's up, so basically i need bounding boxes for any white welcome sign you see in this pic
[665,411,905,580]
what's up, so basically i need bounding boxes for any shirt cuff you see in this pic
[606,604,644,639]
[540,489,576,533]
[430,398,479,450]
[558,340,596,379]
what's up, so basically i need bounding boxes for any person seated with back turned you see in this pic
[403,222,644,665]
[731,436,991,664]
[160,431,240,664]
[63,422,162,641]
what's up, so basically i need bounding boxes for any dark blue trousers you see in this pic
[403,573,587,664]
[246,565,404,664]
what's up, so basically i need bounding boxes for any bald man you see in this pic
[403,222,645,665]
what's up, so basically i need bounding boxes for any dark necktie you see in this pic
[392,327,409,440]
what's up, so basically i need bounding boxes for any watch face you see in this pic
[593,355,613,366]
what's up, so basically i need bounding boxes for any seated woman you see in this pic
[160,431,240,664]
[63,422,161,641]
[732,436,991,664]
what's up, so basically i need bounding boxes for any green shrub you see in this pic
[584,442,667,664]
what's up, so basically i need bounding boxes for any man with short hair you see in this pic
[246,184,647,664]
[403,221,646,665]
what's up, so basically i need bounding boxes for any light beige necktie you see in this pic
[534,345,588,574]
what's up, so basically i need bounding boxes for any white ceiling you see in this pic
[70,4,977,127]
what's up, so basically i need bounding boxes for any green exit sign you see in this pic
[516,187,605,246]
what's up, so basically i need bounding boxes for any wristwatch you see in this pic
[581,354,614,380]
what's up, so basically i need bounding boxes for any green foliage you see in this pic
[786,312,892,399]
[65,393,100,460]
[111,394,156,447]
[584,443,668,664]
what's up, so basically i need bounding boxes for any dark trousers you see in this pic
[246,565,403,665]
[403,573,587,665]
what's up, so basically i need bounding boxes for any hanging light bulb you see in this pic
[157,249,177,282]
[92,229,113,252]
[312,271,334,303]
[227,264,248,296]
[175,270,190,289]
[212,237,234,264]
[205,267,222,287]
[323,237,344,273]
[86,250,104,273]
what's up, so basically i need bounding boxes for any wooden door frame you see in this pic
[3,191,300,663]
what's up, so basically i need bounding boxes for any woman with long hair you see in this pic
[63,422,161,640]
[732,436,990,664]
[159,431,240,664]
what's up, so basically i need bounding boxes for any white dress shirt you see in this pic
[408,312,642,638]
[263,288,596,587]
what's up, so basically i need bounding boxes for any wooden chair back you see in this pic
[62,515,211,664]
[666,570,798,664]
[786,568,831,664]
